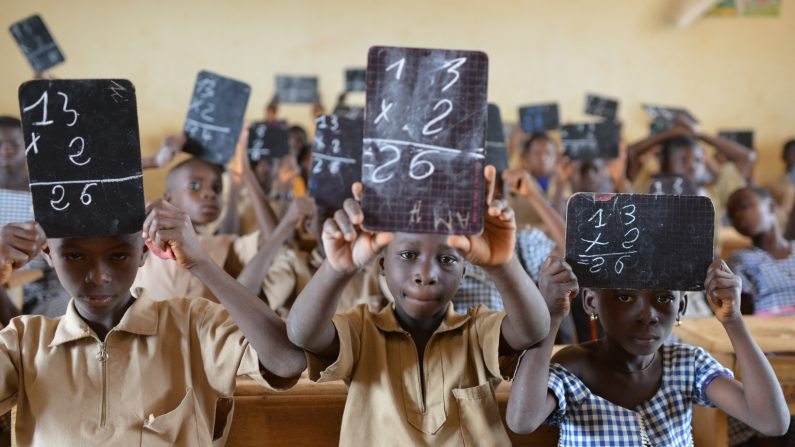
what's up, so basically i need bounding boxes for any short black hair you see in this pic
[659,135,698,172]
[0,116,21,129]
[727,185,773,220]
[522,132,553,156]
[782,139,795,161]
[289,125,307,136]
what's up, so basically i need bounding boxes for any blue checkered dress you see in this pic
[729,242,795,315]
[453,227,556,313]
[546,343,733,447]
[0,189,33,226]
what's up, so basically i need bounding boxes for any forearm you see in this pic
[242,168,278,237]
[506,319,561,434]
[189,258,306,378]
[485,256,551,350]
[236,222,293,294]
[216,181,241,236]
[140,156,158,170]
[0,287,20,327]
[525,194,565,249]
[287,261,354,357]
[627,132,670,180]
[700,133,754,166]
[723,319,789,432]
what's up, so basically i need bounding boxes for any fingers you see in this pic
[351,182,363,202]
[487,198,514,222]
[333,209,357,242]
[342,197,364,226]
[446,235,472,255]
[483,165,496,206]
[370,232,394,253]
[322,217,343,242]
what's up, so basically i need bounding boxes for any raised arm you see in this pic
[503,168,566,249]
[702,260,789,437]
[697,131,756,180]
[287,184,392,360]
[141,134,185,170]
[143,199,306,380]
[0,222,46,285]
[507,257,578,434]
[626,126,691,181]
[448,166,551,351]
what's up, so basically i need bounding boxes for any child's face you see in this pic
[0,126,24,170]
[571,159,611,193]
[665,144,706,183]
[253,158,275,192]
[586,289,684,356]
[522,138,557,179]
[165,162,223,225]
[728,189,774,237]
[381,233,465,321]
[45,234,146,320]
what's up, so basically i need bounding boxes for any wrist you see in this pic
[322,259,359,277]
[720,315,746,331]
[481,253,517,275]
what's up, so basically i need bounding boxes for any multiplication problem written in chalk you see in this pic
[361,46,488,235]
[577,204,641,275]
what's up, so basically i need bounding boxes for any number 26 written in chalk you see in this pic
[49,183,97,211]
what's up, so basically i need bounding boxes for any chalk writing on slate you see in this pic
[345,69,367,92]
[361,46,488,235]
[649,119,672,136]
[182,70,250,165]
[565,193,714,291]
[519,103,559,133]
[308,114,363,210]
[19,79,144,238]
[0,189,34,226]
[247,122,289,162]
[642,104,698,123]
[485,103,508,174]
[276,75,319,103]
[648,174,698,196]
[718,130,754,150]
[9,14,65,73]
[561,122,621,160]
[584,93,619,121]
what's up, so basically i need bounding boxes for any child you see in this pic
[0,204,305,445]
[506,257,789,445]
[727,186,795,315]
[768,139,795,230]
[511,133,570,228]
[286,166,551,446]
[0,116,27,192]
[132,156,315,302]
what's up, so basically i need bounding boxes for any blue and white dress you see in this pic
[546,343,733,447]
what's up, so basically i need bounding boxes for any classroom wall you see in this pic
[2,0,794,199]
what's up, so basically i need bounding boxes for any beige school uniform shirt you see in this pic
[307,303,518,446]
[133,231,260,302]
[0,289,289,447]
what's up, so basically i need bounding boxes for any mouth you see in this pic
[630,335,661,345]
[200,205,220,214]
[401,292,442,306]
[79,295,115,307]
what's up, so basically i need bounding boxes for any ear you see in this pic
[582,288,598,316]
[41,244,54,268]
[678,292,688,318]
[139,240,149,267]
[378,256,385,276]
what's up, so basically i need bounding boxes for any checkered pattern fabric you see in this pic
[0,189,33,226]
[729,242,795,315]
[452,227,556,313]
[545,343,733,446]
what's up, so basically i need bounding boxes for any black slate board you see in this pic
[345,69,367,92]
[485,103,508,174]
[247,122,289,161]
[276,75,319,103]
[9,14,65,73]
[584,93,619,121]
[308,114,363,210]
[19,79,144,238]
[561,122,621,160]
[519,103,559,133]
[565,193,714,291]
[718,130,754,150]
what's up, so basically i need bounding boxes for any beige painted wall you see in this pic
[2,0,793,199]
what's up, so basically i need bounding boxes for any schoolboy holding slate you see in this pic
[287,46,550,446]
[0,79,305,446]
[507,193,789,445]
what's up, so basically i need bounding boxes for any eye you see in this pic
[655,294,674,305]
[63,253,84,261]
[187,181,201,191]
[109,253,130,262]
[399,251,417,261]
[617,294,633,303]
[439,254,458,265]
[212,183,223,194]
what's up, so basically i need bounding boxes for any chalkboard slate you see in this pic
[308,115,363,210]
[9,15,65,74]
[643,104,698,123]
[18,79,144,238]
[561,122,621,161]
[519,103,559,133]
[334,105,364,121]
[648,174,698,195]
[718,130,754,150]
[276,75,319,103]
[584,94,619,121]
[649,119,672,136]
[485,103,508,174]
[361,45,487,235]
[345,69,367,92]
[247,122,289,161]
[182,71,250,165]
[565,193,714,291]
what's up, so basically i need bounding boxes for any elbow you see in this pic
[522,313,552,351]
[286,319,308,350]
[758,413,791,438]
[506,405,543,435]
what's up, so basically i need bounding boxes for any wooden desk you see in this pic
[674,316,795,446]
[228,377,560,447]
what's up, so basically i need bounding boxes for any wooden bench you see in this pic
[228,378,560,446]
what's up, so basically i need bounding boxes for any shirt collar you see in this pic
[49,287,159,347]
[372,302,471,335]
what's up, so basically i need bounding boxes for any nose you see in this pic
[200,185,217,200]
[413,258,438,286]
[636,298,659,325]
[85,262,111,285]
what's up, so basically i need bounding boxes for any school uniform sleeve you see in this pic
[306,304,366,383]
[262,247,312,312]
[195,300,297,392]
[728,250,758,296]
[0,323,21,415]
[473,306,521,380]
[690,345,734,407]
[545,363,589,425]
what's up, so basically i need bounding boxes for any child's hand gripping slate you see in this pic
[143,199,206,269]
[537,256,579,321]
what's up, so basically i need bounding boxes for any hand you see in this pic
[537,257,579,321]
[607,143,628,187]
[553,156,575,185]
[674,114,701,137]
[154,134,186,168]
[266,94,280,121]
[312,96,326,118]
[448,165,516,267]
[228,123,251,183]
[281,196,316,229]
[502,168,534,197]
[705,259,742,324]
[276,155,300,191]
[322,183,393,273]
[142,199,207,270]
[0,222,46,284]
